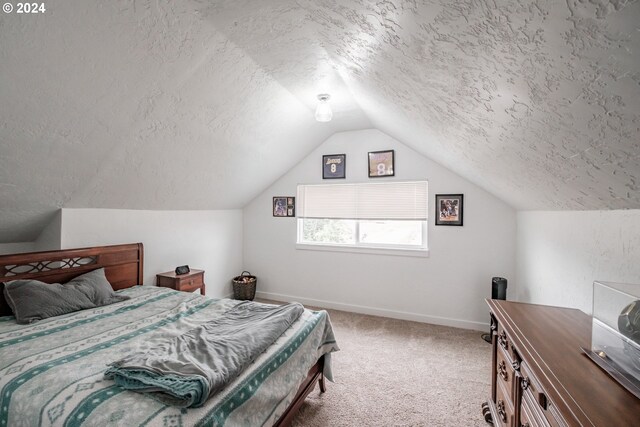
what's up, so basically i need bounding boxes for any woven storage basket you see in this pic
[232,271,256,300]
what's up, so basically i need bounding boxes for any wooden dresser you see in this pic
[483,300,640,427]
[156,269,206,296]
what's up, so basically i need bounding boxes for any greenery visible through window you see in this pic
[302,219,355,244]
[299,218,425,249]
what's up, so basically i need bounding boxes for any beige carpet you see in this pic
[287,306,492,427]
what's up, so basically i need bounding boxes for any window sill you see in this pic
[295,243,429,258]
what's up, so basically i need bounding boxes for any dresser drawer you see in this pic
[495,379,515,427]
[520,361,565,427]
[497,323,519,361]
[521,386,550,427]
[519,400,536,427]
[177,273,203,291]
[496,345,516,404]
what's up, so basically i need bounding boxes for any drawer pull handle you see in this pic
[538,392,548,410]
[498,360,509,382]
[498,331,508,350]
[511,360,520,371]
[519,376,548,409]
[497,399,507,424]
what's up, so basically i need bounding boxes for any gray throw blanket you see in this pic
[104,301,304,407]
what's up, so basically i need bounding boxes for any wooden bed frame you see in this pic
[0,243,325,426]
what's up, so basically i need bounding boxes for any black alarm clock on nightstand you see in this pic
[174,265,190,275]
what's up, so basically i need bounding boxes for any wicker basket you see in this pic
[232,271,256,300]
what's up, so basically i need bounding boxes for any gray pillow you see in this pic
[3,268,130,324]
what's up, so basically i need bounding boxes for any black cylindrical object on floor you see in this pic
[482,277,508,343]
[492,277,507,300]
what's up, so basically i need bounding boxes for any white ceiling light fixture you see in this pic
[315,94,332,122]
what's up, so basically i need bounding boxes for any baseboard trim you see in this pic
[255,291,489,331]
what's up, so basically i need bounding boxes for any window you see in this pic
[296,181,428,255]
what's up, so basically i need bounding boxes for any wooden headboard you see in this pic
[0,243,144,316]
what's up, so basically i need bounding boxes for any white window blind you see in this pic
[297,181,428,221]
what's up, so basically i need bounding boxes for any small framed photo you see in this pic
[273,196,295,217]
[287,197,295,217]
[435,194,463,226]
[323,154,346,179]
[368,150,394,177]
[273,197,287,217]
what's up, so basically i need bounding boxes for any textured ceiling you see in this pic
[0,0,639,242]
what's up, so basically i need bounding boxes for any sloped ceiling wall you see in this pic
[0,0,638,243]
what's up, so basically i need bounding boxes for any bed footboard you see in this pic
[274,355,326,427]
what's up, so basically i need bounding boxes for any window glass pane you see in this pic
[301,219,356,244]
[358,220,422,246]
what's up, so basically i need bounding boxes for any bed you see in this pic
[0,243,338,426]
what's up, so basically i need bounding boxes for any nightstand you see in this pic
[156,269,206,296]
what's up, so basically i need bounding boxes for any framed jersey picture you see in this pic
[323,154,346,179]
[368,150,394,177]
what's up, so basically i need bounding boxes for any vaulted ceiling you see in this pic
[1,0,638,243]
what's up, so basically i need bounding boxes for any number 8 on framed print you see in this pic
[323,154,346,179]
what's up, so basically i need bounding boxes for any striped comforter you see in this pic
[0,286,338,427]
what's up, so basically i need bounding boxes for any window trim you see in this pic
[295,242,430,258]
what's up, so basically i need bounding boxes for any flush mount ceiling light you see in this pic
[315,94,332,122]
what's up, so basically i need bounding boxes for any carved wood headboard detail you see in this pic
[0,243,144,317]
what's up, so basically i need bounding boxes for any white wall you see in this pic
[244,129,517,330]
[516,210,640,314]
[61,209,243,297]
[0,210,61,255]
[0,242,36,255]
[34,209,62,251]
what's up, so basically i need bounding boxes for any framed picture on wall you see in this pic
[435,194,463,226]
[273,196,295,217]
[368,150,394,177]
[273,197,287,217]
[287,197,295,217]
[323,154,346,179]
